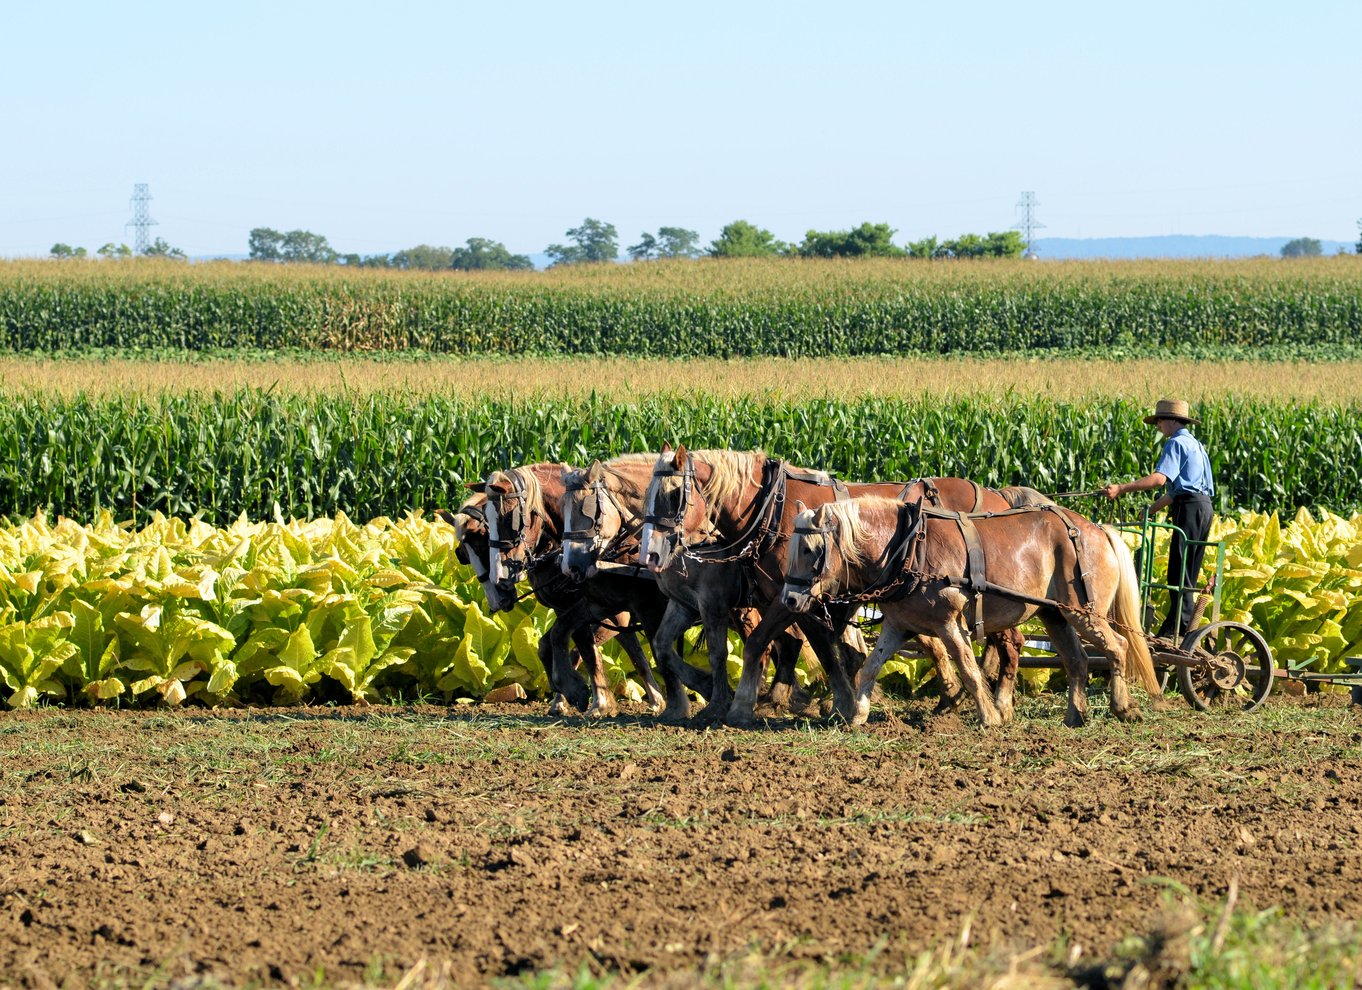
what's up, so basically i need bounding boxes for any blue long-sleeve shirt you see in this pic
[1154,428,1215,497]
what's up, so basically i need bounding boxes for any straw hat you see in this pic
[1143,398,1200,426]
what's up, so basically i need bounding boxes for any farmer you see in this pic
[1102,399,1215,640]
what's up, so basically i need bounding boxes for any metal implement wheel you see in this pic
[1177,621,1274,713]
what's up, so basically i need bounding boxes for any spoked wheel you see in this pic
[1177,621,1275,713]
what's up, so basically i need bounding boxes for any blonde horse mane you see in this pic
[691,449,766,525]
[814,497,900,570]
[503,466,545,519]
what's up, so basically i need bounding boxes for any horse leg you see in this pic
[990,628,1023,724]
[728,605,798,727]
[540,633,570,716]
[693,607,736,726]
[652,601,701,723]
[767,630,801,708]
[850,623,912,725]
[932,620,1003,729]
[1071,612,1142,723]
[573,622,617,719]
[917,635,965,714]
[1041,612,1090,728]
[612,623,664,714]
[546,618,590,714]
[799,617,858,722]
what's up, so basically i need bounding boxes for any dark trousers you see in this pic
[1158,495,1213,639]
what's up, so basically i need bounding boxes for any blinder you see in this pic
[786,523,834,590]
[561,480,602,544]
[643,463,694,537]
[486,472,532,582]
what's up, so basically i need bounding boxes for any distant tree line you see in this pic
[46,218,1361,267]
[248,228,532,271]
[49,239,184,260]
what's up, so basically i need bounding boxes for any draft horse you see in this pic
[781,496,1160,728]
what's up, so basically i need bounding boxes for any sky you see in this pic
[3,0,1360,258]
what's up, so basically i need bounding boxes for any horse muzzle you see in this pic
[782,586,813,613]
[484,580,518,613]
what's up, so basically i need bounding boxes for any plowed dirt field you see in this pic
[2,693,1359,988]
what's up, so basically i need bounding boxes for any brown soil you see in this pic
[1,694,1359,988]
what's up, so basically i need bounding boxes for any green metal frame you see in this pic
[1115,515,1225,640]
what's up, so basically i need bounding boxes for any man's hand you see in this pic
[1102,483,1122,501]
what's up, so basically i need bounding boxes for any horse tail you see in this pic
[1100,525,1160,696]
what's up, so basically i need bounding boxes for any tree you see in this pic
[906,235,939,259]
[281,229,337,264]
[1354,219,1361,254]
[49,243,87,258]
[656,227,701,259]
[248,227,337,263]
[450,237,533,271]
[708,220,787,258]
[915,230,1027,259]
[248,227,284,261]
[546,218,618,265]
[143,238,187,260]
[627,232,659,261]
[1280,237,1322,258]
[97,242,132,259]
[796,222,905,258]
[391,245,456,271]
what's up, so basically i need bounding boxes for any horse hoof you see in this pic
[690,705,728,728]
[1115,706,1143,723]
[933,693,963,715]
[724,708,760,730]
[658,704,691,725]
[586,703,618,719]
[1063,712,1087,729]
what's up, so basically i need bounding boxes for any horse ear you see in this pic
[660,442,673,455]
[588,460,604,481]
[794,499,807,515]
[487,472,512,495]
[674,443,688,468]
[433,508,456,526]
[467,481,487,494]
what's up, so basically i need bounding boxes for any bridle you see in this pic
[563,473,640,562]
[784,520,834,594]
[486,472,533,583]
[642,459,697,559]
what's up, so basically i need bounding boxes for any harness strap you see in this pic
[969,479,985,514]
[951,510,989,641]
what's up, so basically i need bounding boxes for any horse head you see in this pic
[483,468,538,598]
[560,460,610,580]
[640,443,705,573]
[437,495,518,613]
[782,499,835,611]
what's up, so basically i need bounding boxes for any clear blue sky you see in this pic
[4,1,1360,257]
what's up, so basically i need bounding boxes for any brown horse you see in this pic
[561,454,813,721]
[781,496,1159,728]
[439,493,629,714]
[467,464,676,716]
[638,445,1026,724]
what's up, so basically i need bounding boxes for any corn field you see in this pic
[1,390,1359,523]
[3,257,1362,356]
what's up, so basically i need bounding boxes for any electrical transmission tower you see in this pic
[125,183,157,255]
[1013,191,1044,257]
